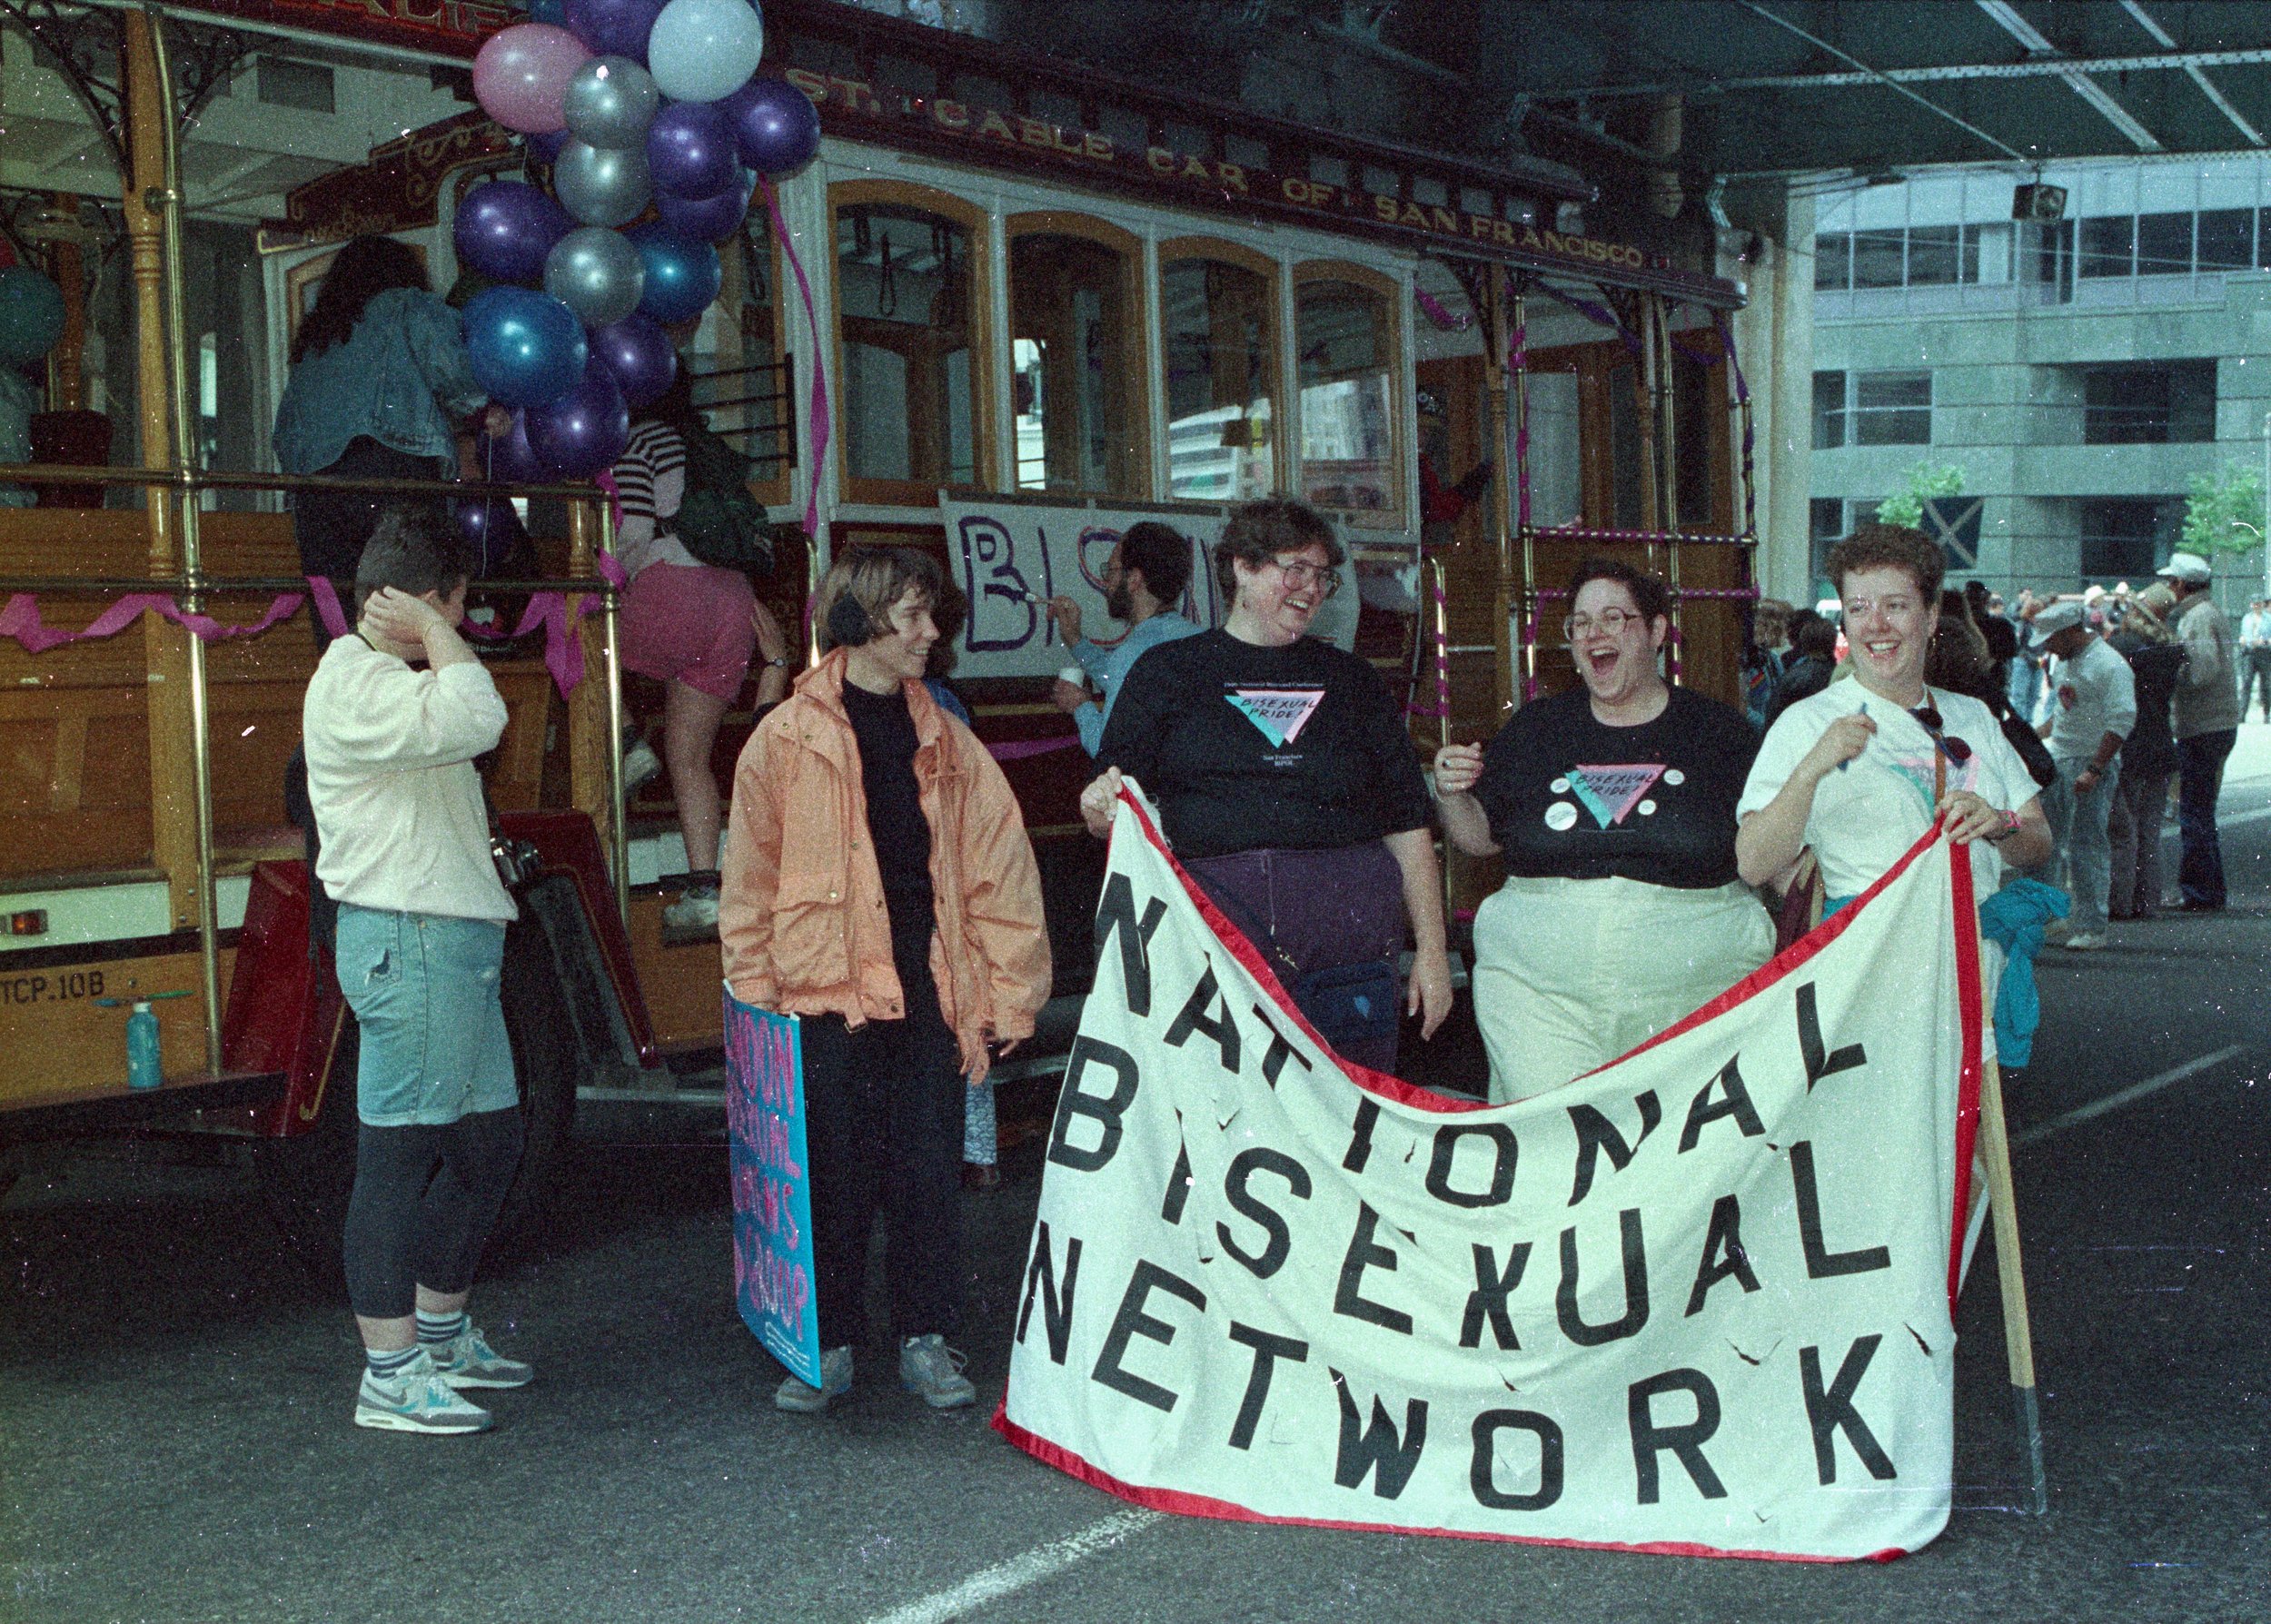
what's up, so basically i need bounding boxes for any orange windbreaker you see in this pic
[719,650,1051,1073]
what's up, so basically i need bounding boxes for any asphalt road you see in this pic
[4,736,2267,1624]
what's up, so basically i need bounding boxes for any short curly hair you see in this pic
[1825,522,1943,602]
[1213,497,1344,603]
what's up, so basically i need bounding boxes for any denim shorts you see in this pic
[334,904,518,1127]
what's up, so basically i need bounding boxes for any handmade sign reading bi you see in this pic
[997,789,1982,1561]
[725,992,822,1388]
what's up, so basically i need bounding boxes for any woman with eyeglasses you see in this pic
[1736,526,2052,1015]
[1079,498,1452,1076]
[1433,558,1771,1104]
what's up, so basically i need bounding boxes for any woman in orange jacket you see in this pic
[719,546,1050,1415]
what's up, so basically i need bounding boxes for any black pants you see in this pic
[800,963,966,1350]
[342,1106,524,1320]
[292,438,441,650]
[2177,728,2237,910]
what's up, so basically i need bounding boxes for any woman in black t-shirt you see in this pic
[1434,559,1771,1103]
[1081,500,1451,1075]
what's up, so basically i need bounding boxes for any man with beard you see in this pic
[1046,520,1203,755]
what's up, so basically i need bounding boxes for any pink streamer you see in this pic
[2,589,306,655]
[759,174,831,540]
[1414,287,1473,332]
[985,735,1084,764]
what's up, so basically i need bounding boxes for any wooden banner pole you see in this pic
[1975,1052,2048,1514]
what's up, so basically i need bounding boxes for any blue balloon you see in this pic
[656,169,752,243]
[526,358,630,479]
[463,286,590,408]
[590,313,679,411]
[624,221,722,323]
[475,410,552,481]
[452,180,570,284]
[562,0,665,63]
[646,100,738,200]
[721,76,821,176]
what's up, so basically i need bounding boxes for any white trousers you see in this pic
[1473,876,1774,1105]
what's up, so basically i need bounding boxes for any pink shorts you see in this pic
[619,563,757,702]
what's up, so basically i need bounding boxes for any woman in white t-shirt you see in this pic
[1737,525,2052,935]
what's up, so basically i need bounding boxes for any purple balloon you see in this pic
[562,0,665,63]
[453,494,530,575]
[452,181,571,284]
[475,410,551,481]
[525,126,570,163]
[645,100,738,200]
[722,76,821,175]
[656,169,752,243]
[526,358,630,479]
[590,313,679,410]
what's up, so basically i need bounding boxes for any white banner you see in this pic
[997,792,1985,1561]
[937,498,1360,679]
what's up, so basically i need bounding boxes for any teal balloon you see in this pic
[625,222,721,323]
[0,266,66,364]
[463,286,589,407]
[544,226,646,328]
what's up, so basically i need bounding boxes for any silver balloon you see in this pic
[561,55,659,152]
[552,139,652,228]
[543,226,647,330]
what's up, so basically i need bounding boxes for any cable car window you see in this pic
[1009,230,1140,497]
[1162,255,1275,502]
[1294,277,1395,519]
[836,202,978,494]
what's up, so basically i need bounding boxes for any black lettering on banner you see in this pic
[1679,1056,1765,1152]
[1091,1260,1207,1413]
[1628,1369,1729,1504]
[1801,1335,1898,1484]
[1093,872,1168,1016]
[1790,1141,1892,1278]
[1016,1221,1083,1364]
[1334,1202,1414,1335]
[1217,1147,1311,1279]
[1330,1373,1429,1499]
[1425,1122,1517,1209]
[1343,1095,1381,1173]
[1249,1001,1310,1087]
[1459,1242,1532,1350]
[1164,966,1242,1072]
[1046,1035,1140,1173]
[1470,1409,1565,1511]
[1556,1208,1650,1346]
[1683,1193,1760,1315]
[1566,1091,1661,1205]
[1160,1137,1194,1224]
[1796,981,1866,1091]
[1226,1322,1309,1450]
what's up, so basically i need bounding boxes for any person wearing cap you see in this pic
[2157,550,2240,910]
[2031,601,2136,950]
[2239,597,2271,723]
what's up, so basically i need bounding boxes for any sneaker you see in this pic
[428,1325,533,1390]
[899,1333,977,1410]
[663,886,719,931]
[2062,932,2106,951]
[622,739,662,796]
[355,1349,491,1434]
[775,1345,854,1413]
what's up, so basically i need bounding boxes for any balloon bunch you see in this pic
[458,0,818,480]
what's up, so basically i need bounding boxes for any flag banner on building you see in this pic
[725,994,822,1389]
[997,789,1983,1562]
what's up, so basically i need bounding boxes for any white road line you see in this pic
[2012,1045,2247,1147]
[866,1510,1165,1624]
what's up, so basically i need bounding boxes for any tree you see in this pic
[2180,460,2266,558]
[1875,462,1967,530]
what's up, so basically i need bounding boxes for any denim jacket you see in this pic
[272,288,484,474]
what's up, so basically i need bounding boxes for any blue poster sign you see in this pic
[723,990,821,1387]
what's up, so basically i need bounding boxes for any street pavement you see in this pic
[4,733,2268,1624]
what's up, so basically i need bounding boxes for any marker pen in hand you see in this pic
[1839,701,1868,771]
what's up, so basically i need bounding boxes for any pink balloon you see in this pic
[473,25,593,134]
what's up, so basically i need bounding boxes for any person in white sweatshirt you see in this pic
[302,507,531,1435]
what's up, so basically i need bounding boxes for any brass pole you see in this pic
[1510,278,1535,706]
[598,497,630,926]
[1635,292,1661,559]
[1655,299,1684,687]
[1481,264,1517,716]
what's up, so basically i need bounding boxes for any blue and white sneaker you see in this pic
[427,1325,533,1390]
[355,1350,491,1434]
[774,1346,854,1413]
[898,1334,976,1410]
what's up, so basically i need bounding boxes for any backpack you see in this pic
[669,415,774,576]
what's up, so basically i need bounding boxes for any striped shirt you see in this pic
[612,419,703,577]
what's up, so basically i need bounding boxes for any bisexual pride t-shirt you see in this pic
[1096,629,1432,859]
[1471,685,1759,890]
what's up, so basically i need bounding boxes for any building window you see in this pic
[834,194,983,500]
[1906,224,1962,285]
[2082,361,2216,444]
[2198,208,2255,270]
[1851,371,1931,445]
[1810,497,1849,587]
[2078,215,2136,278]
[1161,249,1277,502]
[1812,370,1846,450]
[2079,498,2179,581]
[1007,224,1144,498]
[1851,229,1905,290]
[2136,212,2194,276]
[1294,272,1397,520]
[1815,232,1851,292]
